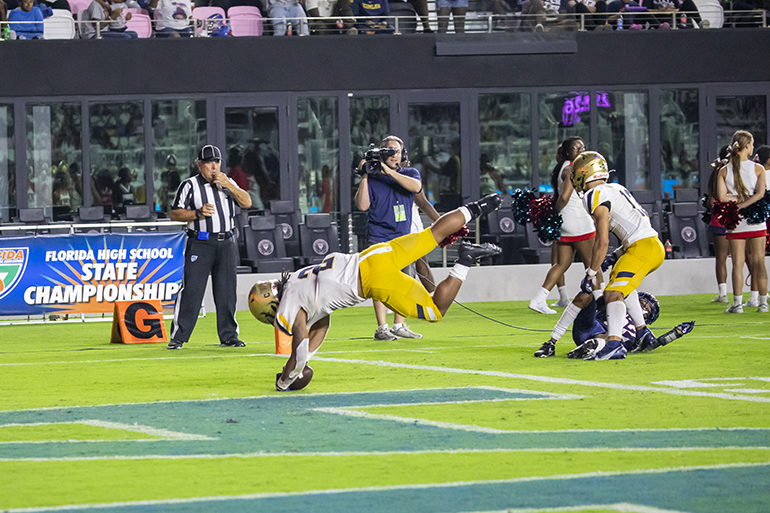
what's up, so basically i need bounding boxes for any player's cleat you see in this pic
[465,193,503,219]
[655,321,695,348]
[390,324,423,339]
[374,326,398,341]
[552,299,571,308]
[744,299,759,307]
[725,304,743,314]
[568,338,599,359]
[629,326,656,353]
[275,373,290,392]
[167,340,184,350]
[528,299,556,314]
[585,338,627,361]
[221,338,246,347]
[534,340,555,358]
[758,304,769,313]
[456,242,502,267]
[711,294,728,303]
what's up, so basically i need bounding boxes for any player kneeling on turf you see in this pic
[249,194,504,391]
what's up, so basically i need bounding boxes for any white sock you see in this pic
[625,290,646,328]
[532,287,549,304]
[750,290,759,302]
[558,285,569,301]
[760,295,768,306]
[449,263,469,282]
[718,283,727,296]
[550,302,582,341]
[378,323,389,330]
[458,206,472,224]
[392,322,404,329]
[606,300,627,339]
[733,294,743,306]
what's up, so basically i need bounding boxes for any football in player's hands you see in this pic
[289,365,314,391]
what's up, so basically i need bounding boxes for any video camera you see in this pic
[356,144,398,176]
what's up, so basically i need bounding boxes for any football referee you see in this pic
[167,144,252,350]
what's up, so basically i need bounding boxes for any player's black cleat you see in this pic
[465,193,503,220]
[167,340,184,350]
[535,341,555,358]
[221,338,246,347]
[629,326,655,353]
[456,242,502,267]
[653,321,695,349]
[568,338,599,359]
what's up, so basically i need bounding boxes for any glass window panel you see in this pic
[0,105,16,222]
[224,107,281,211]
[26,103,83,217]
[151,99,206,215]
[538,91,590,192]
[408,103,462,211]
[298,97,339,215]
[88,101,145,214]
[660,89,699,198]
[716,95,767,157]
[597,90,650,192]
[479,93,531,194]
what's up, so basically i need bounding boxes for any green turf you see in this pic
[1,294,769,510]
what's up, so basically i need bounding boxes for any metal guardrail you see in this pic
[0,9,766,39]
[0,220,186,234]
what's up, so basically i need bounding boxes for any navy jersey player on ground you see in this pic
[248,194,504,391]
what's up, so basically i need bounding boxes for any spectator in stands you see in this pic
[568,0,609,29]
[8,0,44,39]
[640,0,700,29]
[151,0,193,37]
[107,0,139,36]
[112,167,135,210]
[81,0,136,37]
[305,0,357,34]
[479,154,505,194]
[520,0,565,30]
[53,169,75,208]
[437,0,467,32]
[92,169,115,211]
[0,0,7,22]
[227,145,249,191]
[267,0,309,35]
[351,0,393,33]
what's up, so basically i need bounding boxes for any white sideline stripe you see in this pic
[463,503,693,513]
[2,445,768,463]
[5,461,768,512]
[0,421,215,441]
[311,357,770,403]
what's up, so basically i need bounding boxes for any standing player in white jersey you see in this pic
[248,194,503,391]
[564,151,664,360]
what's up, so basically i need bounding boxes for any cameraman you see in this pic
[355,135,424,341]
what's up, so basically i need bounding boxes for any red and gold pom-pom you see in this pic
[712,200,741,231]
[439,225,469,248]
[529,195,563,243]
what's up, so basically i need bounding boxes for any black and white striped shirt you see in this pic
[172,174,238,234]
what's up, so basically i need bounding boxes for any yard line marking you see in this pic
[311,357,770,403]
[5,461,768,512]
[463,504,693,513]
[0,420,216,442]
[1,446,768,463]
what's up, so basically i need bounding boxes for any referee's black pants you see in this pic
[170,235,239,344]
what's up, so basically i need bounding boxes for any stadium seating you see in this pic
[68,0,91,14]
[268,200,302,257]
[228,6,263,36]
[480,195,526,264]
[692,0,724,28]
[43,9,76,39]
[299,213,339,265]
[243,215,295,272]
[191,6,227,36]
[126,12,153,38]
[521,222,552,264]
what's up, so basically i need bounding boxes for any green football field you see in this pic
[1,294,769,513]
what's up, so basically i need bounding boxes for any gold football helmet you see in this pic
[248,280,280,325]
[571,151,610,193]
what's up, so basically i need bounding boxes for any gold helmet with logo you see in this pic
[571,151,610,193]
[248,280,280,325]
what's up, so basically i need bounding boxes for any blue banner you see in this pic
[0,232,185,316]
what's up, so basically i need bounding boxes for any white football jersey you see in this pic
[275,252,365,336]
[583,183,658,248]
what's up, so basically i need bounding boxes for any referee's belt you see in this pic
[187,229,234,241]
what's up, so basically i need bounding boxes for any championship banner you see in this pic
[0,232,185,316]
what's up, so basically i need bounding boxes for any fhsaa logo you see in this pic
[0,248,29,301]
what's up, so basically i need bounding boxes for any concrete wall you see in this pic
[205,256,770,314]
